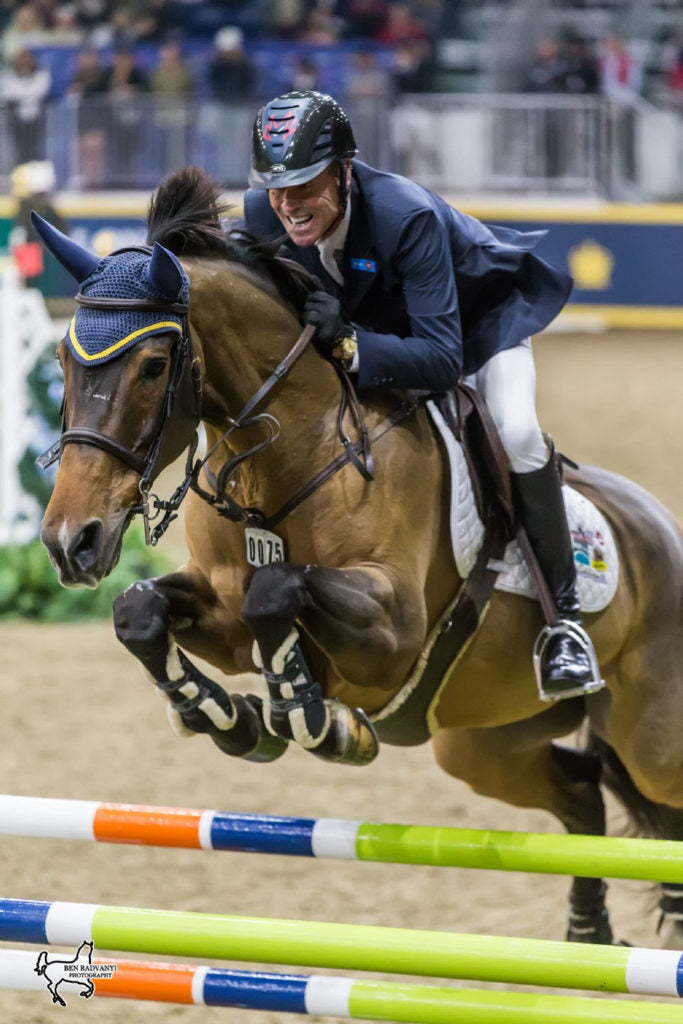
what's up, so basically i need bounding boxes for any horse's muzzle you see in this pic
[41,516,119,588]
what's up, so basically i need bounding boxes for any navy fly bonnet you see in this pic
[30,211,190,366]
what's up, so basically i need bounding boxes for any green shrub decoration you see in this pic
[0,525,174,622]
[3,340,176,621]
[18,344,64,512]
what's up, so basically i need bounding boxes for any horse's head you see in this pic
[35,166,331,588]
[34,215,200,586]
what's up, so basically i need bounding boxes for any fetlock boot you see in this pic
[253,632,379,766]
[512,451,604,702]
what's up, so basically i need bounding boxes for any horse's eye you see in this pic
[140,358,167,381]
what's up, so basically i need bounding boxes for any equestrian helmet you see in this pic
[249,90,357,189]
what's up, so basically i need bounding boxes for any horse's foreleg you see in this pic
[432,703,614,944]
[242,562,414,766]
[113,569,287,763]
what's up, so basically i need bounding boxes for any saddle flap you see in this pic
[438,384,516,540]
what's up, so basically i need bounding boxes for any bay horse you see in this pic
[35,168,683,946]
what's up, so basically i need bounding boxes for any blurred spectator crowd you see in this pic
[523,24,683,111]
[3,0,683,193]
[0,0,441,53]
[524,32,643,100]
[0,0,441,108]
[0,0,443,182]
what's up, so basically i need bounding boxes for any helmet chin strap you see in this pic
[317,161,349,243]
[318,210,344,243]
[337,158,350,212]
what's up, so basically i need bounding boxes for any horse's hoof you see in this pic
[655,914,683,950]
[310,702,379,766]
[242,695,289,763]
[171,689,289,763]
[566,914,613,945]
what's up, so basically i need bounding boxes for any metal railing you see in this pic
[392,93,610,196]
[0,93,672,198]
[0,96,397,192]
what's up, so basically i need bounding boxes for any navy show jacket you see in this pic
[243,159,573,393]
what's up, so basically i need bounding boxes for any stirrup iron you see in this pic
[533,619,605,702]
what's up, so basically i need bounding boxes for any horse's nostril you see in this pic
[68,520,104,574]
[41,534,65,574]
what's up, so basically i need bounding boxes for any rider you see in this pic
[243,89,604,703]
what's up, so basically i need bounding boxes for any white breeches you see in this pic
[465,340,548,474]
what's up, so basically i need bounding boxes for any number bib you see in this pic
[245,527,285,567]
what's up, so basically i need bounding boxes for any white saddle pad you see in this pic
[427,400,619,614]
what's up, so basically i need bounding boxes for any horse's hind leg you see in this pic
[113,568,287,763]
[590,731,683,944]
[432,702,615,944]
[553,741,613,944]
[591,618,683,943]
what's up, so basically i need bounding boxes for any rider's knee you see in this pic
[497,421,547,474]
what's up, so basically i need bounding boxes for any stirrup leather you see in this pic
[533,619,605,702]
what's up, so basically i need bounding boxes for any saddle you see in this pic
[372,382,618,744]
[371,383,515,745]
[441,384,516,542]
[372,381,587,745]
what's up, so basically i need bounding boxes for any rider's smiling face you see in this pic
[268,163,348,247]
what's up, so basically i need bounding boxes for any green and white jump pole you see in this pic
[1,794,683,883]
[1,898,682,999]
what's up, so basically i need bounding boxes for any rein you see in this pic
[253,398,416,531]
[37,256,414,545]
[185,326,391,529]
[37,286,202,545]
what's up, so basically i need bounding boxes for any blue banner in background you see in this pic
[483,219,682,307]
[7,197,683,326]
[67,218,147,259]
[461,202,683,327]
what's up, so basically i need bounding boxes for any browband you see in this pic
[75,293,189,315]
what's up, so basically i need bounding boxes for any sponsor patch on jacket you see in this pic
[350,258,376,272]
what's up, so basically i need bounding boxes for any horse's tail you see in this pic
[34,951,47,975]
[590,733,683,840]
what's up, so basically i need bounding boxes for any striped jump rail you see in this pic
[1,897,682,999]
[2,794,683,883]
[0,948,680,1023]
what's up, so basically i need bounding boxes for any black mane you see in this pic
[146,166,319,310]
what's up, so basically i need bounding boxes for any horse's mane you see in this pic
[146,166,320,310]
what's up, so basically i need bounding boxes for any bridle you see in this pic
[37,252,203,545]
[38,248,417,545]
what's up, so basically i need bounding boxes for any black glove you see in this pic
[301,291,344,357]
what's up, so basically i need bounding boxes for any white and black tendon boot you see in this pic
[254,629,379,765]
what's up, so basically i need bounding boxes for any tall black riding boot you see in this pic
[512,452,604,702]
